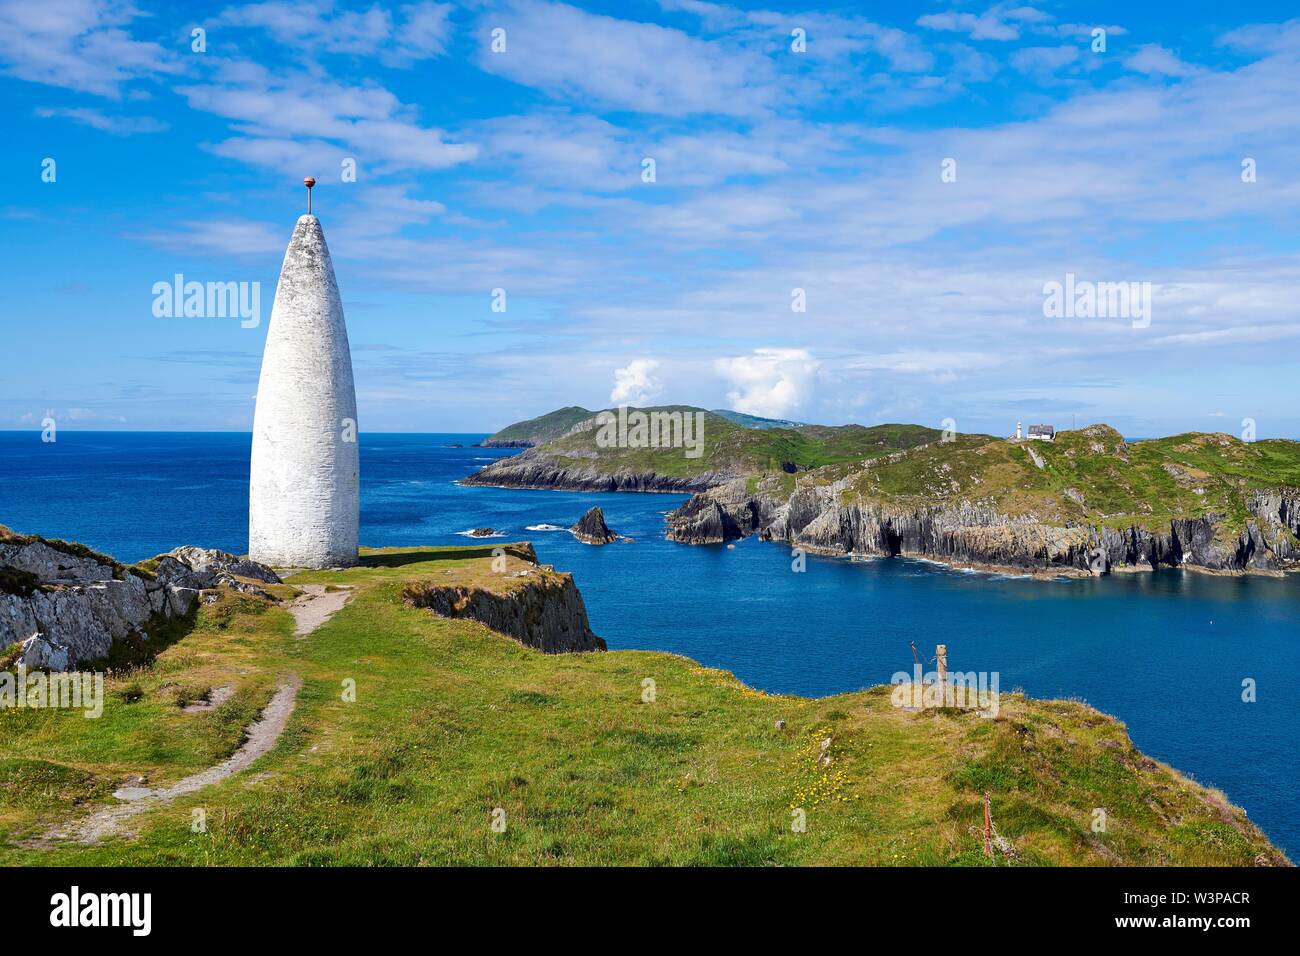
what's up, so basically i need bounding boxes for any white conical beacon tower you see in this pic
[249,178,359,568]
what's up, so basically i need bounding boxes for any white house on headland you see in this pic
[1012,422,1055,442]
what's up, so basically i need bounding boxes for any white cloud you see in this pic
[217,1,389,53]
[177,66,477,172]
[397,2,455,60]
[476,0,775,116]
[0,0,180,97]
[714,348,819,417]
[1124,43,1204,78]
[337,185,447,238]
[610,358,662,404]
[916,4,1049,42]
[475,112,637,191]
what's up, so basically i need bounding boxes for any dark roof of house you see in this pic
[1028,424,1055,434]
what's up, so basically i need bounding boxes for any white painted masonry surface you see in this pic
[249,214,359,568]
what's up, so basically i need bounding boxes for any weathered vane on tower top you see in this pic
[304,176,316,214]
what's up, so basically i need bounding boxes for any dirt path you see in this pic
[289,584,354,636]
[41,675,303,846]
[32,586,347,847]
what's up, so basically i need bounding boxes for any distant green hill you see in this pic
[467,406,941,491]
[483,405,806,446]
[481,406,595,446]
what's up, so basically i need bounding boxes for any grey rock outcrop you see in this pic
[462,446,734,493]
[666,478,1300,575]
[1,534,279,669]
[166,546,282,584]
[0,538,122,585]
[20,634,70,671]
[403,550,605,653]
[570,507,618,545]
[153,547,281,600]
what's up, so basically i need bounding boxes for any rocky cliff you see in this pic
[666,429,1300,576]
[402,549,605,653]
[462,444,733,493]
[1,529,281,669]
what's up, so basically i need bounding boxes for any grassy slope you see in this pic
[0,545,1283,866]
[532,410,941,480]
[833,426,1300,540]
[485,406,595,444]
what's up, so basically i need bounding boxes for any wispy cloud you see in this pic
[1124,43,1205,77]
[178,63,477,173]
[35,104,167,133]
[213,1,455,65]
[129,218,286,257]
[475,0,777,116]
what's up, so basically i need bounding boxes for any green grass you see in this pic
[0,545,1285,866]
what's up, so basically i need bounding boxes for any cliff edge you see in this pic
[666,427,1300,576]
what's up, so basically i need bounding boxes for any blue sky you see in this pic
[2,0,1299,437]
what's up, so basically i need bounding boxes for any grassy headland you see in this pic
[1,545,1284,866]
[467,407,940,488]
[481,406,597,446]
[467,409,1300,572]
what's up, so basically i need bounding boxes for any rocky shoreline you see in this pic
[461,451,733,493]
[664,478,1300,576]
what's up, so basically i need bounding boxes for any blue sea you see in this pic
[2,430,1298,859]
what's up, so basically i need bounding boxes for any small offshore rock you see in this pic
[570,507,618,545]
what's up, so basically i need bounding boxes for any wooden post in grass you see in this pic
[984,792,993,857]
[936,644,948,707]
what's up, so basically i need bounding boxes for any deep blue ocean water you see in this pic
[2,430,1298,859]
